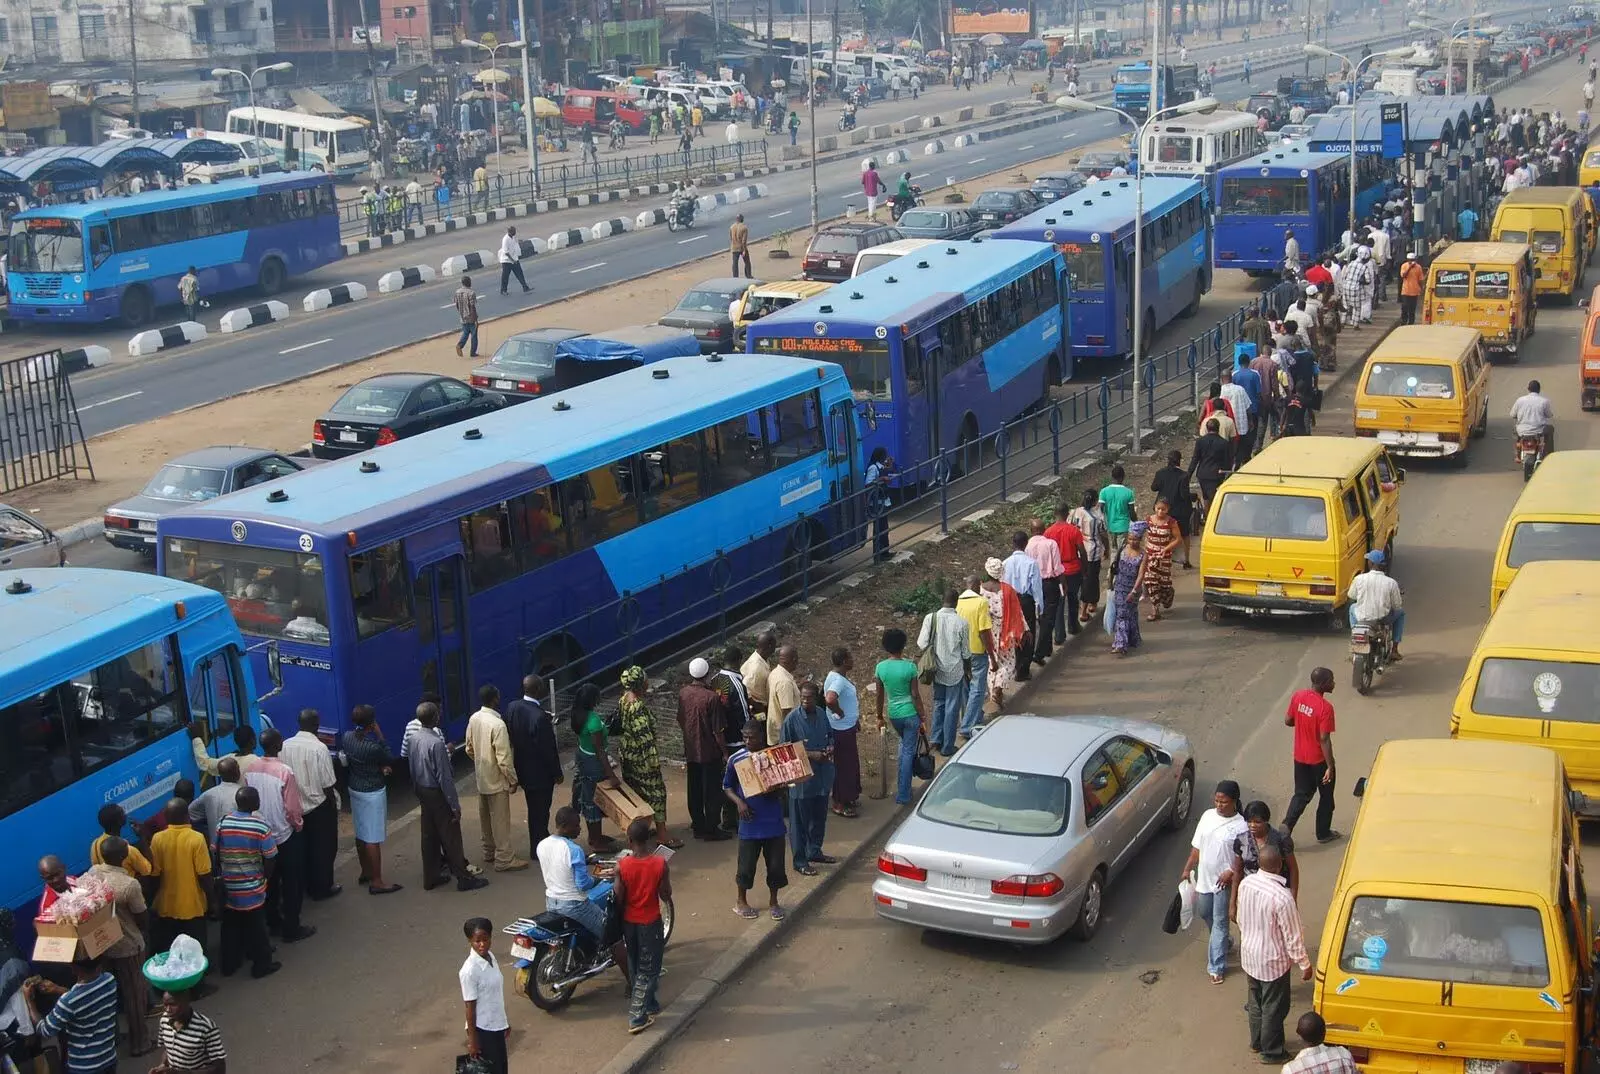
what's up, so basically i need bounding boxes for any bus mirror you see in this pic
[266,641,283,689]
[1352,776,1368,799]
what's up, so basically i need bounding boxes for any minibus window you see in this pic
[1213,493,1327,541]
[1473,270,1510,298]
[1589,316,1600,346]
[1432,268,1469,298]
[1364,362,1455,399]
[1339,895,1549,987]
[1533,230,1563,254]
[1472,657,1600,721]
[1507,521,1600,567]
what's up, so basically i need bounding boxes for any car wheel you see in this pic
[1164,765,1194,831]
[1070,869,1104,941]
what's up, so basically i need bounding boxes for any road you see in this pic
[637,287,1600,1074]
[5,13,1494,439]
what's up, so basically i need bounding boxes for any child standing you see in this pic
[459,917,510,1073]
[613,817,671,1034]
[722,720,790,921]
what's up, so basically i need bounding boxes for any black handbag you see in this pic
[457,1056,494,1074]
[1161,891,1182,935]
[912,730,936,781]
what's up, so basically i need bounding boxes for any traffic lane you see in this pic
[643,317,1593,1074]
[66,110,1132,435]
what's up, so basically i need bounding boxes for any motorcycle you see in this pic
[838,109,857,132]
[505,872,675,1012]
[1349,618,1396,695]
[1516,431,1546,482]
[665,197,697,232]
[890,186,924,221]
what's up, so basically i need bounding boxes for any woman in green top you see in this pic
[571,682,620,852]
[874,627,926,805]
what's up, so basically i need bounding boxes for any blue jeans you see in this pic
[548,895,607,945]
[891,716,918,803]
[960,655,989,735]
[1385,609,1406,644]
[456,322,479,357]
[1195,889,1232,977]
[624,919,664,1025]
[930,681,963,754]
[788,792,829,867]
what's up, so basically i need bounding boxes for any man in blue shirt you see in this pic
[1001,529,1044,682]
[1229,359,1264,458]
[723,721,790,920]
[780,682,836,877]
[31,959,119,1073]
[1457,205,1479,240]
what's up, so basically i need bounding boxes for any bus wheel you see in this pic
[119,287,153,330]
[1046,350,1064,389]
[258,257,287,297]
[1180,277,1203,318]
[530,635,586,692]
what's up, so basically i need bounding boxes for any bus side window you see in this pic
[460,503,519,590]
[77,638,186,776]
[89,224,111,266]
[0,687,75,818]
[563,462,643,550]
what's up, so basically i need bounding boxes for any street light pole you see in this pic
[1305,44,1412,242]
[470,40,525,163]
[212,63,295,140]
[516,0,539,189]
[1056,93,1219,451]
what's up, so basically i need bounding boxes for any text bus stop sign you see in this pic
[1381,102,1406,160]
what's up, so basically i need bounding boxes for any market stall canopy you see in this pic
[1020,39,1047,49]
[459,88,509,103]
[473,68,513,84]
[528,96,561,118]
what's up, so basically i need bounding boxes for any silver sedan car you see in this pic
[873,714,1194,944]
[0,503,65,569]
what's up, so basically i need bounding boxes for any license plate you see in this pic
[1257,582,1285,597]
[935,873,985,895]
[338,430,359,443]
[1586,360,1600,371]
[1465,1062,1499,1074]
[136,520,156,532]
[494,379,516,390]
[1349,638,1370,654]
[983,213,999,220]
[827,260,841,269]
[1396,431,1419,444]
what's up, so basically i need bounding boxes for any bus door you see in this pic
[918,327,944,461]
[406,525,471,727]
[284,125,301,167]
[186,647,247,784]
[827,396,864,549]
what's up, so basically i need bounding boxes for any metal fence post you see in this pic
[996,426,1010,498]
[1048,402,1063,474]
[1144,358,1157,434]
[938,451,951,534]
[1188,341,1201,410]
[1098,378,1111,450]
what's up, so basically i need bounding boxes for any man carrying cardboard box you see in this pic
[723,721,789,921]
[28,958,120,1074]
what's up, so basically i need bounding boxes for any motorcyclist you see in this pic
[1509,378,1556,457]
[668,181,696,226]
[894,170,917,215]
[1347,550,1404,661]
[536,806,629,971]
[840,102,857,130]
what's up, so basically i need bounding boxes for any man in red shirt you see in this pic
[1043,502,1086,645]
[1303,258,1332,290]
[1281,667,1339,844]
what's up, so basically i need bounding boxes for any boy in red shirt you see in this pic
[1281,667,1339,844]
[613,816,672,1034]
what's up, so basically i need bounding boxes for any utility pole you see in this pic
[809,0,819,232]
[128,0,141,128]
[361,10,387,179]
[1072,0,1081,70]
[1303,0,1310,77]
[831,0,840,94]
[1465,0,1476,94]
[711,0,720,66]
[517,0,538,190]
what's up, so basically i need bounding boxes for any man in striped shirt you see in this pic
[1238,845,1311,1064]
[154,989,228,1073]
[30,959,119,1073]
[212,786,280,980]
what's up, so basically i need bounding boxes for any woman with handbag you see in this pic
[874,628,927,805]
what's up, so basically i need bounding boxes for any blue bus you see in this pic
[989,175,1209,360]
[0,568,264,917]
[6,170,342,329]
[1213,145,1390,274]
[155,354,864,743]
[744,239,1070,485]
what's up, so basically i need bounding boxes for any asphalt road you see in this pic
[23,12,1479,439]
[637,282,1600,1074]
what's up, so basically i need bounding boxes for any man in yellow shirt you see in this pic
[148,797,213,961]
[91,803,152,877]
[765,644,802,745]
[955,574,996,740]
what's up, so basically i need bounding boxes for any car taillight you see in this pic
[991,873,1064,897]
[876,852,927,882]
[705,326,724,338]
[1356,427,1376,436]
[1219,250,1236,260]
[469,374,490,387]
[1423,306,1433,323]
[1086,335,1105,345]
[376,427,398,446]
[1309,584,1336,596]
[518,380,541,394]
[1203,576,1230,589]
[312,420,326,445]
[103,514,132,529]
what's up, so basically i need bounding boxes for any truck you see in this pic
[1275,75,1332,114]
[1112,61,1199,119]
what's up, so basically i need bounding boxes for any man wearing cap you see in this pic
[677,659,732,841]
[1398,252,1424,325]
[1179,780,1248,984]
[1348,549,1404,661]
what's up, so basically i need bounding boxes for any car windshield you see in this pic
[142,464,228,501]
[330,384,410,418]
[1363,361,1456,399]
[1034,177,1073,189]
[1213,492,1329,540]
[918,761,1071,836]
[972,191,1018,209]
[1338,895,1549,987]
[489,337,560,373]
[810,233,860,255]
[675,289,739,312]
[8,218,85,273]
[898,210,947,229]
[1507,521,1600,567]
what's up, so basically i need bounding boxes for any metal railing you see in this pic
[338,137,770,240]
[534,276,1300,711]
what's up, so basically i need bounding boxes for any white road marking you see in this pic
[78,391,143,411]
[768,209,794,218]
[911,173,928,180]
[968,156,988,164]
[677,234,708,244]
[438,292,482,308]
[279,338,333,355]
[1018,144,1035,150]
[570,262,607,273]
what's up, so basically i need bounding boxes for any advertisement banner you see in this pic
[951,5,1031,35]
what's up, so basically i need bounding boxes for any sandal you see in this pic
[368,883,403,895]
[661,838,686,851]
[770,905,787,921]
[831,806,858,818]
[1210,973,1225,985]
[1146,613,1160,622]
[795,864,819,877]
[732,905,760,920]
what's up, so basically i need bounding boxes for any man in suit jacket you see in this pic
[504,673,563,854]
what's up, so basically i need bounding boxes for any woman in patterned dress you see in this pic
[980,557,1027,708]
[1109,521,1149,656]
[1142,497,1184,621]
[617,666,684,850]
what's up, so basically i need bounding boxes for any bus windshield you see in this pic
[1056,242,1105,291]
[334,128,367,156]
[1220,177,1309,215]
[163,538,332,643]
[8,218,85,273]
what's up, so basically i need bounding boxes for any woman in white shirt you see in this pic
[1178,780,1248,984]
[460,917,510,1073]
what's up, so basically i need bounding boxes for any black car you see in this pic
[892,207,983,240]
[970,188,1043,229]
[802,221,904,281]
[658,277,760,352]
[312,373,507,458]
[1030,171,1088,203]
[469,327,590,401]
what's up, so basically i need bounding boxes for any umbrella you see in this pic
[898,38,923,49]
[529,96,561,118]
[928,48,950,58]
[473,68,512,84]
[459,88,509,103]
[1020,39,1046,50]
[979,32,1007,46]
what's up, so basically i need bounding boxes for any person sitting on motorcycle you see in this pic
[1510,378,1556,458]
[1347,550,1404,661]
[536,806,629,968]
[895,171,916,214]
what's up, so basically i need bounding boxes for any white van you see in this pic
[851,237,939,277]
[637,85,699,115]
[670,82,732,116]
[182,129,283,183]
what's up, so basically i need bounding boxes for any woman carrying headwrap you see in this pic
[981,556,1027,708]
[1109,521,1150,656]
[617,666,683,850]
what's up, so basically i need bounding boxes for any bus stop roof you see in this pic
[1306,107,1457,151]
[0,137,241,186]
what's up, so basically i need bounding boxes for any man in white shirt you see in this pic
[404,178,423,226]
[1347,550,1403,659]
[1220,371,1251,445]
[497,225,531,296]
[1000,530,1044,683]
[917,590,971,756]
[1510,378,1556,454]
[279,710,342,900]
[1178,780,1248,983]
